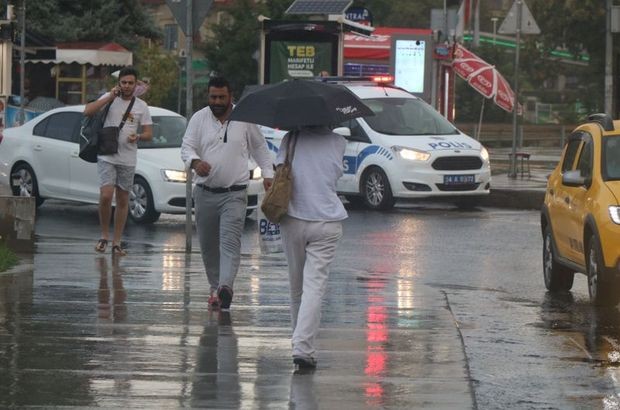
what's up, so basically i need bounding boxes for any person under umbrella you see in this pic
[276,124,347,370]
[230,79,373,369]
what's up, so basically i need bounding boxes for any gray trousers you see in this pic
[194,187,247,292]
[280,216,343,359]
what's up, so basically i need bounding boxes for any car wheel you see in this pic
[542,226,574,292]
[11,163,44,207]
[587,233,620,306]
[129,176,160,224]
[361,167,395,210]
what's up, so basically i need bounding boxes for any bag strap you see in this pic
[118,97,136,130]
[101,100,113,122]
[285,130,298,165]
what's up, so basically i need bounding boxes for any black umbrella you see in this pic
[229,79,374,130]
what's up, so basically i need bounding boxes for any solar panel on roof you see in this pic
[286,0,352,15]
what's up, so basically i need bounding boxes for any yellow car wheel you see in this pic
[542,226,574,292]
[587,233,620,306]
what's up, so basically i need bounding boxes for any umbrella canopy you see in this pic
[452,44,516,113]
[229,79,374,130]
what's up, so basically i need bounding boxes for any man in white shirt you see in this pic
[84,66,153,257]
[181,77,274,310]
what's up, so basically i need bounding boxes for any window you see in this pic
[42,112,82,142]
[164,24,178,50]
[562,137,582,172]
[603,136,620,180]
[576,139,593,178]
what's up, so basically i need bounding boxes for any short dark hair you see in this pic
[208,76,231,92]
[118,66,138,80]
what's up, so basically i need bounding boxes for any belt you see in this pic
[197,184,247,193]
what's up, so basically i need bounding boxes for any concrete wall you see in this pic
[0,196,35,253]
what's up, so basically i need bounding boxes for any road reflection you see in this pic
[190,311,240,408]
[540,292,620,407]
[97,256,127,327]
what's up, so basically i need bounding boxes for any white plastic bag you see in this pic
[256,194,283,254]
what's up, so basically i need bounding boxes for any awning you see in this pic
[344,27,433,60]
[27,42,132,66]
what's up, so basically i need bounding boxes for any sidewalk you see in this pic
[483,146,560,209]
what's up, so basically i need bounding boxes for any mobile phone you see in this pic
[114,83,121,96]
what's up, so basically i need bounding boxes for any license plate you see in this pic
[444,174,475,184]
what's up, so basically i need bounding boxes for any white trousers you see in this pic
[280,216,343,359]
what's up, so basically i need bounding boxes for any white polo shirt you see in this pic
[180,106,274,187]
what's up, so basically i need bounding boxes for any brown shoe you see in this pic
[112,244,127,256]
[95,239,108,253]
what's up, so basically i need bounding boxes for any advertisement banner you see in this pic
[269,41,332,83]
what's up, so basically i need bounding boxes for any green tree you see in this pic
[201,0,261,100]
[526,0,606,114]
[134,43,179,107]
[26,0,161,49]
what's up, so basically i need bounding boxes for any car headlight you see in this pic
[392,146,430,161]
[162,169,187,183]
[609,206,620,224]
[251,166,262,180]
[480,146,490,162]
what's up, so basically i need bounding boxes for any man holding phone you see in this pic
[84,66,153,256]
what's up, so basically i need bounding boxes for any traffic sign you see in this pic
[498,0,540,35]
[166,0,213,36]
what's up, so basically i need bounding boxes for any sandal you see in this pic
[112,245,127,256]
[95,239,108,253]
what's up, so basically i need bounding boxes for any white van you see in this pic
[260,78,491,210]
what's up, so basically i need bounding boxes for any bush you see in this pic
[0,242,18,272]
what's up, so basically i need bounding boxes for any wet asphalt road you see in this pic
[2,200,620,409]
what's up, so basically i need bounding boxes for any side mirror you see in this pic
[333,126,351,137]
[332,127,351,138]
[562,170,588,187]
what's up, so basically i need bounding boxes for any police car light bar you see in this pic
[317,75,394,85]
[370,75,393,84]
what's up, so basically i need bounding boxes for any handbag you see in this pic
[79,101,112,163]
[97,97,135,156]
[261,131,298,223]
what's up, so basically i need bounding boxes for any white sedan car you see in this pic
[0,105,263,223]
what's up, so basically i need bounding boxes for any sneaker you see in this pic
[218,286,233,310]
[293,356,317,369]
[208,294,221,310]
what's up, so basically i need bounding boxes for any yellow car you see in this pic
[541,113,620,306]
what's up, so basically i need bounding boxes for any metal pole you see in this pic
[185,0,193,252]
[509,0,522,178]
[443,0,447,42]
[605,0,613,114]
[473,0,480,48]
[18,0,25,124]
[491,17,498,45]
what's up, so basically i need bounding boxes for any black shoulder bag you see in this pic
[98,97,136,156]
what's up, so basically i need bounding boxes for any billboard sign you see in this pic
[390,34,433,102]
[269,41,332,82]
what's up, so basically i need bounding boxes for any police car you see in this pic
[260,77,491,210]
